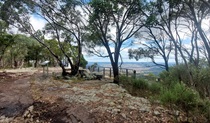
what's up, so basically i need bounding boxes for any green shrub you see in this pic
[132,78,149,90]
[119,75,132,86]
[119,75,130,82]
[149,82,162,94]
[160,88,177,104]
[143,73,158,82]
[159,64,191,85]
[159,70,179,88]
[160,82,200,111]
[159,63,210,98]
[198,99,210,120]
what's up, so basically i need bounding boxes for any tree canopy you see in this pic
[86,0,148,84]
[1,0,210,84]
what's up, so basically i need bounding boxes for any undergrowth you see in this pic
[119,70,210,121]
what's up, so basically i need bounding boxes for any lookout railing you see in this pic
[88,66,137,79]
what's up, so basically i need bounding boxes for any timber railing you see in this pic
[88,66,137,79]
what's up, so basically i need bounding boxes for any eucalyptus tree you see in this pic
[128,28,172,71]
[0,20,14,67]
[0,34,40,68]
[181,0,210,65]
[128,0,204,71]
[9,34,35,68]
[1,0,87,75]
[86,0,147,84]
[144,0,190,66]
[0,33,14,67]
[127,0,202,86]
[25,41,43,67]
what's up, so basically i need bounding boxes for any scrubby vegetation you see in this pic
[120,64,210,121]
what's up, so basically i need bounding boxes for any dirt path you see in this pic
[0,68,205,123]
[0,69,37,122]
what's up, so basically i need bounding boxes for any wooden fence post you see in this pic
[110,68,112,78]
[126,69,128,77]
[47,64,49,76]
[103,68,105,77]
[133,70,136,79]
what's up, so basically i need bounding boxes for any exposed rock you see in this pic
[66,105,95,123]
[112,108,121,114]
[139,107,150,112]
[0,69,207,123]
[174,110,180,116]
[121,113,126,119]
[153,110,161,116]
[0,115,14,123]
[23,105,34,118]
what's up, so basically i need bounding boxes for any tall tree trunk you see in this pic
[59,62,68,76]
[0,57,2,68]
[34,53,38,68]
[188,2,210,65]
[112,44,121,84]
[163,56,169,71]
[106,43,120,84]
[194,31,199,67]
[112,62,119,84]
[71,65,79,76]
[34,60,37,68]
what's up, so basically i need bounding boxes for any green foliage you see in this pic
[1,34,37,67]
[145,14,157,25]
[159,63,210,98]
[128,48,158,61]
[120,75,161,94]
[149,82,162,94]
[43,39,64,59]
[0,33,14,55]
[79,55,88,68]
[120,76,149,90]
[120,72,210,120]
[89,63,98,71]
[199,99,210,120]
[0,20,9,32]
[157,64,210,120]
[89,0,143,19]
[119,75,130,82]
[132,78,149,90]
[159,64,197,89]
[160,82,200,111]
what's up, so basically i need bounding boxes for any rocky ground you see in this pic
[0,68,207,123]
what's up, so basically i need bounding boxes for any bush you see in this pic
[159,63,210,98]
[132,78,149,90]
[119,75,130,83]
[159,64,189,87]
[204,101,210,120]
[149,82,162,94]
[120,76,149,90]
[160,82,200,111]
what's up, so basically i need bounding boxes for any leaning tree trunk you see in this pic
[58,62,68,76]
[69,40,82,76]
[71,65,79,76]
[163,56,169,71]
[111,61,120,84]
[113,67,119,84]
[0,57,2,68]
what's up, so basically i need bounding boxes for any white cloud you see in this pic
[30,15,46,31]
[84,45,151,62]
[201,18,210,31]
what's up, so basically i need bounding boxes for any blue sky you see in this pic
[28,14,187,63]
[29,14,155,63]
